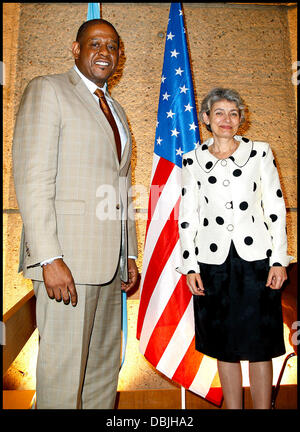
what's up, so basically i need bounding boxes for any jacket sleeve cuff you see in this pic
[40,255,63,266]
[176,260,200,275]
[269,254,294,267]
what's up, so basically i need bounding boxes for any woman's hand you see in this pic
[266,266,287,290]
[186,273,205,296]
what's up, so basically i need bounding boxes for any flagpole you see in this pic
[181,386,186,409]
[86,3,128,369]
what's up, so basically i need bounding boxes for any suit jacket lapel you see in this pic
[66,68,120,164]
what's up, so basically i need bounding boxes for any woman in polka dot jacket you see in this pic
[177,88,293,409]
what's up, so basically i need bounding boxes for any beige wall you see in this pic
[3,2,297,391]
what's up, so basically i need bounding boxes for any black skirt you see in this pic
[193,242,286,362]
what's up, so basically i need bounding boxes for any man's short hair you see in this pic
[76,19,120,47]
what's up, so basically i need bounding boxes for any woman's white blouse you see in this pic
[177,135,293,274]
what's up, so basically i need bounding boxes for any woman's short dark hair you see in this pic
[76,19,120,47]
[199,87,245,132]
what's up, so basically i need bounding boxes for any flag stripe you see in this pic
[172,336,205,387]
[149,153,160,185]
[141,164,181,284]
[189,355,221,396]
[146,157,175,227]
[205,387,223,406]
[155,298,195,376]
[139,243,182,354]
[137,200,180,339]
[143,275,191,365]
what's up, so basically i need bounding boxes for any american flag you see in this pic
[137,2,222,406]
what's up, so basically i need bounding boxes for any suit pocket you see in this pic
[55,200,85,215]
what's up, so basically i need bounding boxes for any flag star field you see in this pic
[154,5,200,168]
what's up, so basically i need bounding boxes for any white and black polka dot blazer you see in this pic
[177,135,293,275]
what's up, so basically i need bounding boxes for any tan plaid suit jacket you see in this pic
[13,67,137,285]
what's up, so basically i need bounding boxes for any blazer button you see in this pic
[225,201,233,209]
[223,179,230,186]
[227,224,234,231]
[116,204,120,210]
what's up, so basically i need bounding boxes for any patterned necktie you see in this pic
[94,88,121,162]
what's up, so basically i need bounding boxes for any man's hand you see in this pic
[186,273,205,296]
[121,258,138,293]
[266,266,287,290]
[42,258,77,306]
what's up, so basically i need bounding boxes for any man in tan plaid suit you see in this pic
[12,19,138,409]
